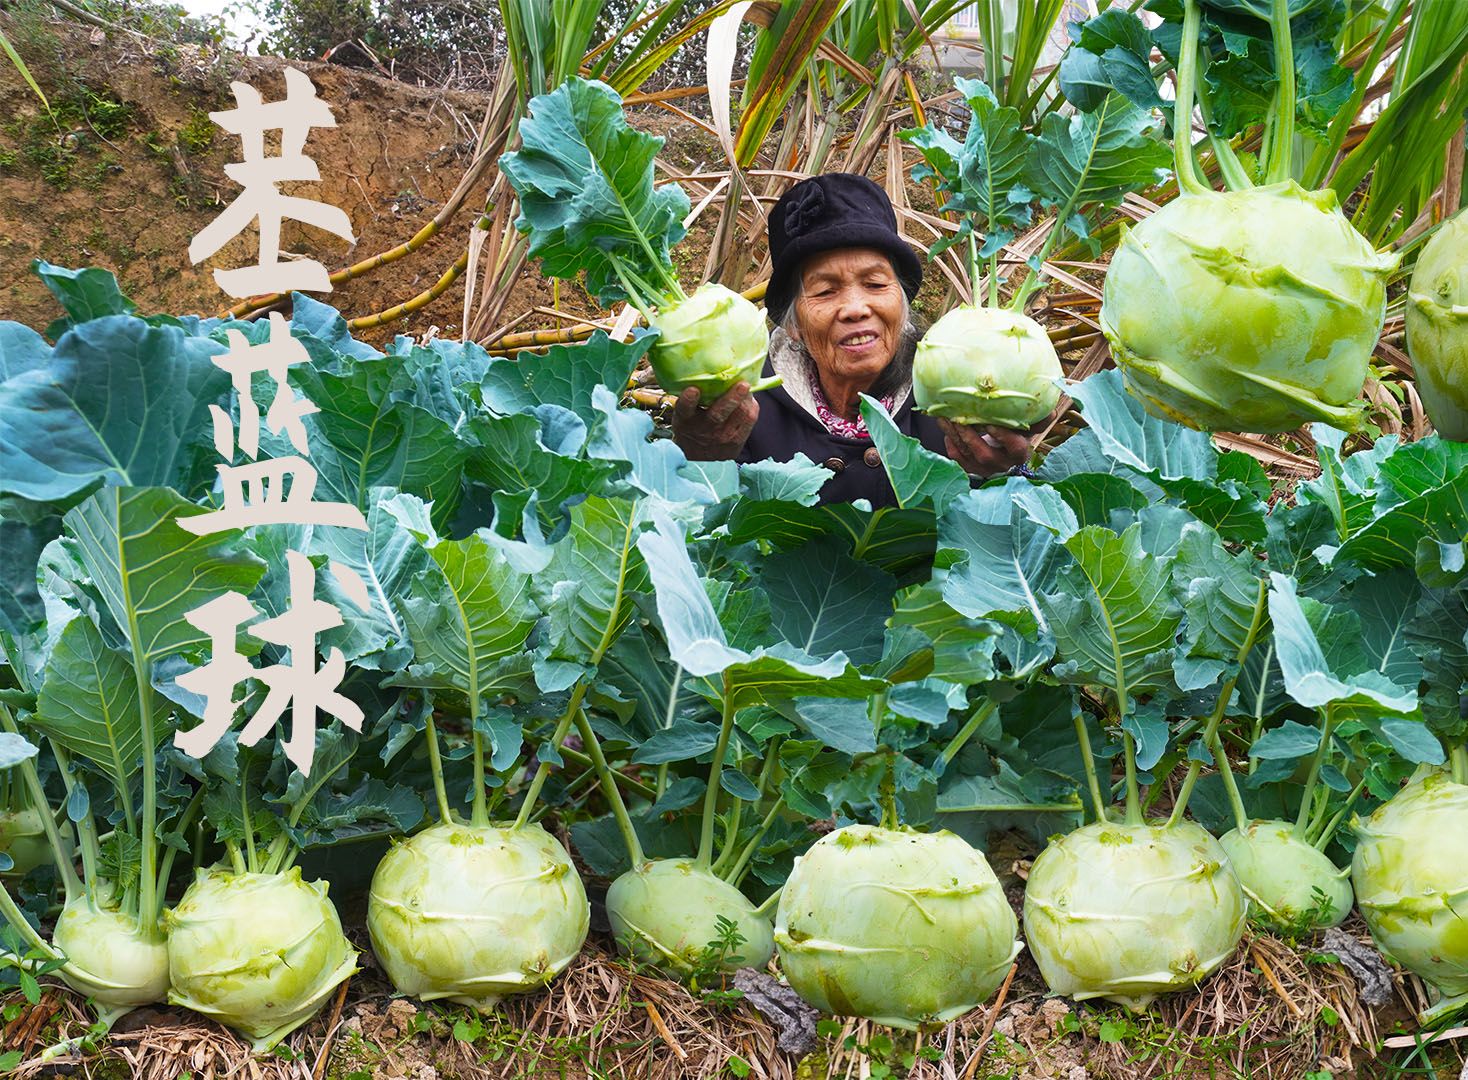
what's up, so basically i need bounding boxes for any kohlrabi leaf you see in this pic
[586,385,718,506]
[938,491,1069,640]
[463,411,626,527]
[1332,469,1468,573]
[479,330,653,425]
[1406,587,1468,743]
[32,615,145,794]
[888,581,1002,686]
[758,534,898,667]
[535,496,650,669]
[67,486,267,667]
[899,76,1033,253]
[0,316,228,505]
[32,261,137,339]
[1267,573,1419,719]
[1041,523,1183,712]
[861,397,971,511]
[500,78,689,307]
[1059,9,1165,114]
[1025,94,1172,245]
[389,530,538,708]
[0,322,49,381]
[0,731,37,770]
[1171,521,1268,690]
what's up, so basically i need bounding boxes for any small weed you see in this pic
[177,109,216,155]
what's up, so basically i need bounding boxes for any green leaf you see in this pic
[888,582,1001,686]
[1406,588,1468,743]
[586,386,718,505]
[788,698,877,755]
[479,330,652,425]
[1377,718,1443,765]
[1251,719,1320,760]
[32,261,137,338]
[66,486,266,667]
[1333,470,1468,572]
[501,78,689,306]
[464,411,625,524]
[388,530,537,710]
[1267,573,1418,719]
[1025,94,1172,231]
[939,491,1069,640]
[1172,521,1266,690]
[861,397,970,511]
[536,496,650,667]
[737,455,831,505]
[899,76,1033,242]
[1041,523,1183,712]
[758,535,897,666]
[0,317,228,504]
[33,616,144,786]
[0,321,49,381]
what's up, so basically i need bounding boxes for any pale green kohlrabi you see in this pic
[606,857,773,974]
[1352,769,1468,1019]
[1101,182,1397,434]
[648,282,777,399]
[164,867,358,1050]
[775,825,1020,1029]
[913,306,1062,429]
[1406,210,1468,440]
[367,821,589,1009]
[1218,820,1352,931]
[51,897,170,1016]
[1023,820,1246,1010]
[0,807,51,878]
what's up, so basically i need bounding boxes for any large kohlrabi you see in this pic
[1099,0,1397,434]
[501,78,775,400]
[900,78,1170,430]
[367,515,589,1010]
[1406,210,1468,440]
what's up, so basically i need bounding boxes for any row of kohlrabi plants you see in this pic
[2,248,1468,1041]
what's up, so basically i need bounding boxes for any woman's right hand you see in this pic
[671,382,760,461]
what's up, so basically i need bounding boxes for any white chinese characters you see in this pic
[188,68,354,298]
[176,315,369,775]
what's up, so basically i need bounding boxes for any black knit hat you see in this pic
[765,173,924,325]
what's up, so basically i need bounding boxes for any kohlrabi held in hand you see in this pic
[913,306,1061,429]
[500,77,775,399]
[1100,0,1397,434]
[1406,209,1468,440]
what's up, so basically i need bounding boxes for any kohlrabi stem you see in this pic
[1294,709,1336,838]
[153,787,204,918]
[722,795,786,886]
[1312,774,1366,851]
[1174,0,1208,195]
[752,885,783,920]
[1122,732,1144,826]
[1168,576,1267,828]
[1451,743,1468,786]
[655,666,684,798]
[698,685,739,869]
[224,840,247,874]
[965,227,981,306]
[1211,733,1251,833]
[1196,91,1254,190]
[572,708,644,868]
[240,758,258,873]
[1073,712,1110,824]
[557,746,655,799]
[423,711,454,825]
[1265,0,1296,185]
[513,681,588,830]
[0,709,81,901]
[879,755,899,829]
[942,699,997,768]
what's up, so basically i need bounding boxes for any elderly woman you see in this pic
[672,173,1033,506]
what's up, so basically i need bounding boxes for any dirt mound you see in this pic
[0,14,725,344]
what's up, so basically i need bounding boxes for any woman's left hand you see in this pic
[937,418,1035,478]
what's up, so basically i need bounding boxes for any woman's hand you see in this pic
[937,418,1037,478]
[671,382,760,461]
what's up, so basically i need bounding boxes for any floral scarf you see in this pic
[810,375,896,438]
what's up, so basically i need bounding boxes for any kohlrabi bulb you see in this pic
[775,825,1020,1029]
[52,900,169,1017]
[1102,181,1398,434]
[913,306,1062,429]
[1352,769,1468,1018]
[368,822,588,1009]
[0,807,51,878]
[165,867,358,1050]
[1218,820,1352,930]
[606,857,773,974]
[648,283,773,398]
[1406,210,1468,440]
[1023,820,1246,1010]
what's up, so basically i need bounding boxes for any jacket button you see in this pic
[863,447,881,468]
[823,456,846,473]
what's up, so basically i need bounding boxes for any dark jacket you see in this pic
[737,369,949,508]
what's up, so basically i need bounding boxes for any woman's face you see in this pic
[792,248,905,389]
